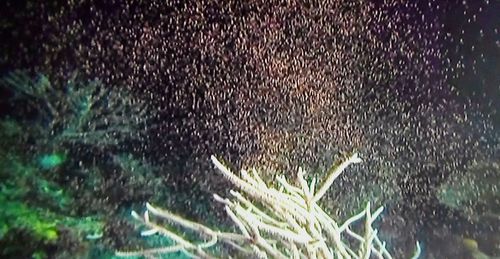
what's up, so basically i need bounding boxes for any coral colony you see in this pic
[117,153,420,258]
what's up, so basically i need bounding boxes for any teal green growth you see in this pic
[38,153,66,170]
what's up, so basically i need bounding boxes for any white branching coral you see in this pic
[116,153,406,258]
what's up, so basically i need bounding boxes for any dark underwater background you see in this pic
[0,0,498,258]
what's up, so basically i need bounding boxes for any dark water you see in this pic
[0,1,498,258]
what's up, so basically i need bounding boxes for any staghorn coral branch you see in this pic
[312,153,362,203]
[118,153,420,259]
